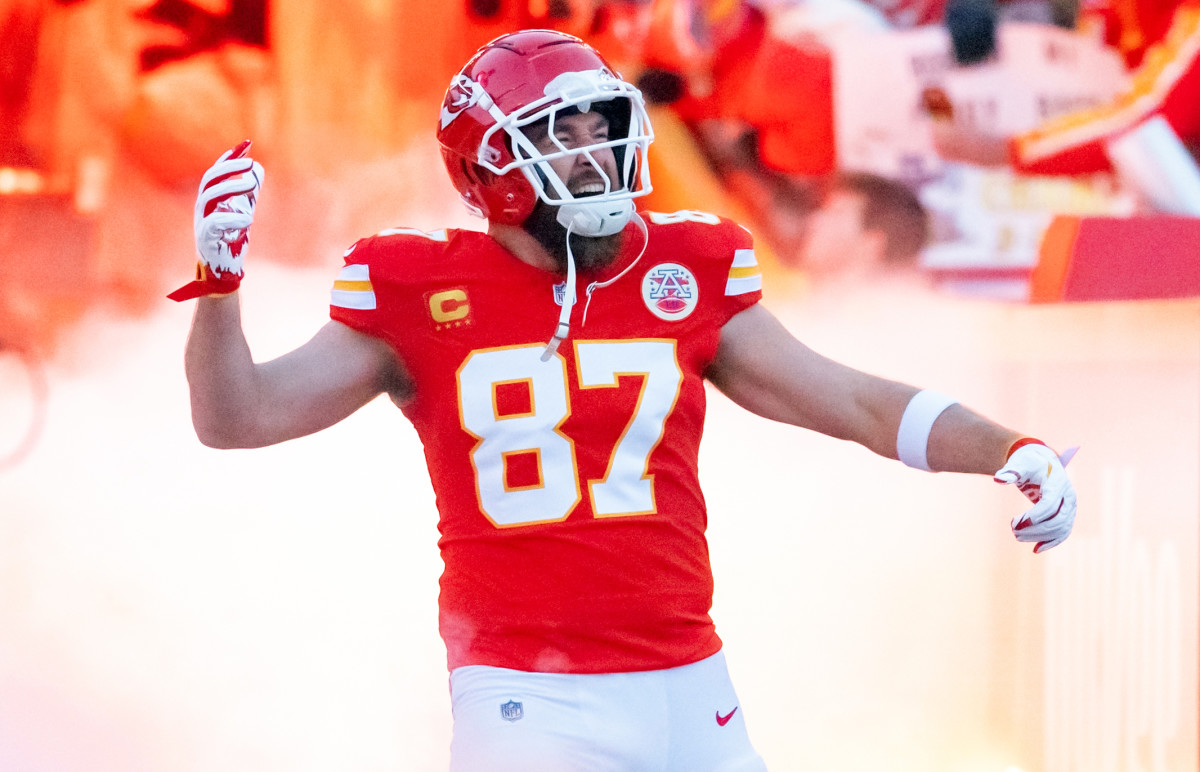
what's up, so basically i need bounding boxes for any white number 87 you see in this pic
[457,340,683,527]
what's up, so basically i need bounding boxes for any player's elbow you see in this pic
[193,428,237,449]
[192,420,245,449]
[190,406,262,449]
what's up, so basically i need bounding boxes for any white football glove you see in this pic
[994,441,1078,553]
[169,140,265,301]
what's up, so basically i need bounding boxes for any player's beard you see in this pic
[522,201,625,274]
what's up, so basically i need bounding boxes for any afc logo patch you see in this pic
[500,699,524,722]
[642,263,698,321]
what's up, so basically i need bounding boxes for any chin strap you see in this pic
[540,212,650,362]
[541,219,578,362]
[581,211,648,325]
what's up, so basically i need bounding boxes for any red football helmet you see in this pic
[436,29,654,236]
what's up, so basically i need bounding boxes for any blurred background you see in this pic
[0,0,1197,770]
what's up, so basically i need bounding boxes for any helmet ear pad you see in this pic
[440,149,538,225]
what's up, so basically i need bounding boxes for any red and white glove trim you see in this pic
[169,140,264,302]
[994,438,1079,554]
[167,261,242,301]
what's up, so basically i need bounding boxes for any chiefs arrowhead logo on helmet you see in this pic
[440,74,482,130]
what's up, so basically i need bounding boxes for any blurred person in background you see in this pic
[626,0,1073,180]
[932,0,1200,178]
[942,0,1078,64]
[172,29,1077,771]
[777,171,932,283]
[621,1,930,282]
[621,0,1048,263]
[633,0,845,181]
[686,125,932,282]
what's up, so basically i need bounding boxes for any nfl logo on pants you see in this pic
[500,700,523,722]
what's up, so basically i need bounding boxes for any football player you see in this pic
[172,29,1077,771]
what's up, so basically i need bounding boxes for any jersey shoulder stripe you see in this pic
[330,226,465,311]
[331,263,376,310]
[726,247,762,296]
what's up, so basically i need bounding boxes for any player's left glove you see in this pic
[168,140,264,302]
[994,439,1078,554]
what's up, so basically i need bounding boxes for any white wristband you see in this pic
[897,390,958,471]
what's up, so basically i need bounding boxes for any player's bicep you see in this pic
[708,305,913,451]
[251,321,410,444]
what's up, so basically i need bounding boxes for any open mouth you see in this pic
[573,185,606,197]
[571,180,618,198]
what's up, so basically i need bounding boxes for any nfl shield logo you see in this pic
[500,699,524,722]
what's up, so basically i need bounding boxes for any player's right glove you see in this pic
[168,140,264,302]
[994,439,1078,554]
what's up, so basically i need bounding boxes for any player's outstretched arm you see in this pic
[709,305,1021,470]
[709,304,1076,551]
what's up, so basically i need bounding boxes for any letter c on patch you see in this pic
[430,289,469,323]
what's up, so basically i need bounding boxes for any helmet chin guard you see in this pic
[436,30,654,231]
[555,197,635,237]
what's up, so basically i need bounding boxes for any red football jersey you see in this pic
[329,212,763,674]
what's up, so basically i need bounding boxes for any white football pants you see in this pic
[448,650,768,771]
